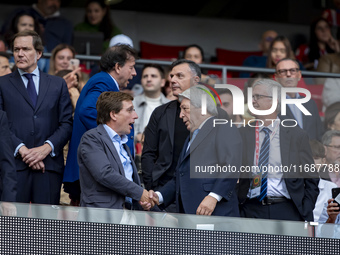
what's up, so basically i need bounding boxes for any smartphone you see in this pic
[69,58,80,69]
[332,187,340,212]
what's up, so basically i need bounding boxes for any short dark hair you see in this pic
[183,44,205,62]
[170,59,201,79]
[0,51,10,60]
[100,44,138,73]
[12,30,44,53]
[324,102,340,131]
[96,91,133,125]
[309,139,325,158]
[141,64,165,79]
[275,58,300,71]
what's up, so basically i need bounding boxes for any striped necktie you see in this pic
[258,127,271,202]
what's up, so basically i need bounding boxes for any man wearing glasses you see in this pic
[238,79,319,221]
[275,58,323,141]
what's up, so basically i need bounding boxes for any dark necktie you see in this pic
[258,127,271,202]
[24,73,37,107]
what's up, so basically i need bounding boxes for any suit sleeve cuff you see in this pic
[155,191,164,204]
[14,143,25,157]
[208,192,222,202]
[45,140,55,157]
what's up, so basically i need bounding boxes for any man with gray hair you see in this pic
[143,86,242,216]
[141,59,229,212]
[238,79,319,221]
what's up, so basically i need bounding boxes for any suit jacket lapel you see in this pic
[280,126,290,175]
[167,101,178,148]
[97,125,125,176]
[190,118,214,154]
[9,70,35,109]
[35,70,51,111]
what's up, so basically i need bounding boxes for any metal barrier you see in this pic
[10,51,340,83]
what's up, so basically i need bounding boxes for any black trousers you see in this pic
[240,198,304,221]
[16,168,63,205]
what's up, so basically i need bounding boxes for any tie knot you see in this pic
[262,127,271,135]
[24,73,34,80]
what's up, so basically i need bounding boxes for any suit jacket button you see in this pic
[33,115,37,119]
[30,131,34,135]
[180,173,184,176]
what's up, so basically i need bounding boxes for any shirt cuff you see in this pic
[155,191,164,204]
[45,140,55,157]
[14,143,25,157]
[208,192,222,202]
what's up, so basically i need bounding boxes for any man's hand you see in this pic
[63,67,81,89]
[196,195,217,216]
[22,144,52,169]
[139,189,153,210]
[326,198,340,223]
[0,202,17,216]
[139,189,160,210]
[31,161,46,173]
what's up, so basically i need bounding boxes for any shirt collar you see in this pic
[286,93,301,99]
[107,73,119,91]
[103,124,128,144]
[259,117,280,132]
[18,66,40,77]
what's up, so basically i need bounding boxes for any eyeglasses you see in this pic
[252,94,272,101]
[276,68,299,76]
[271,48,286,54]
[326,145,340,151]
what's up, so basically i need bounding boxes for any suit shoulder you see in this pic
[153,100,177,114]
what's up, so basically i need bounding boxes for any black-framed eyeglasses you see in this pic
[326,145,340,150]
[252,94,272,101]
[276,68,299,76]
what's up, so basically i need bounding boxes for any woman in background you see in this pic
[74,0,122,52]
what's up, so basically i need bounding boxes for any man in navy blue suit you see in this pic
[64,44,138,204]
[275,58,323,141]
[143,86,242,216]
[0,30,73,205]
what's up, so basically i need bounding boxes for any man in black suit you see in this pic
[0,30,73,205]
[238,79,319,221]
[275,58,323,141]
[141,60,199,209]
[0,110,17,216]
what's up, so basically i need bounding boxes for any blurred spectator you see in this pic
[275,58,323,141]
[241,30,278,78]
[310,139,337,222]
[215,88,243,126]
[324,102,340,131]
[322,0,340,39]
[316,52,340,87]
[322,130,340,187]
[133,64,169,144]
[296,17,339,70]
[182,44,220,85]
[109,34,133,48]
[267,35,302,69]
[0,36,7,52]
[1,0,73,52]
[74,0,122,52]
[0,52,11,76]
[3,11,48,72]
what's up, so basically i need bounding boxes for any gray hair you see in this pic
[322,130,340,146]
[179,86,218,116]
[252,79,282,114]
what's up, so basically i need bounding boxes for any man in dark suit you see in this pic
[275,58,323,141]
[64,45,138,204]
[0,30,73,205]
[143,86,242,216]
[0,110,17,216]
[78,92,151,209]
[238,79,319,221]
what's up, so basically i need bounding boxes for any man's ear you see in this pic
[194,76,200,83]
[36,51,42,61]
[114,62,121,74]
[160,78,166,87]
[110,111,116,121]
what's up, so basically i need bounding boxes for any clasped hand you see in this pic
[19,144,52,173]
[139,190,159,210]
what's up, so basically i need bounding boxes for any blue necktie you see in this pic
[24,73,37,107]
[187,128,200,152]
[258,127,271,202]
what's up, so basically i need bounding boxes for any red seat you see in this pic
[216,48,262,77]
[140,41,186,61]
